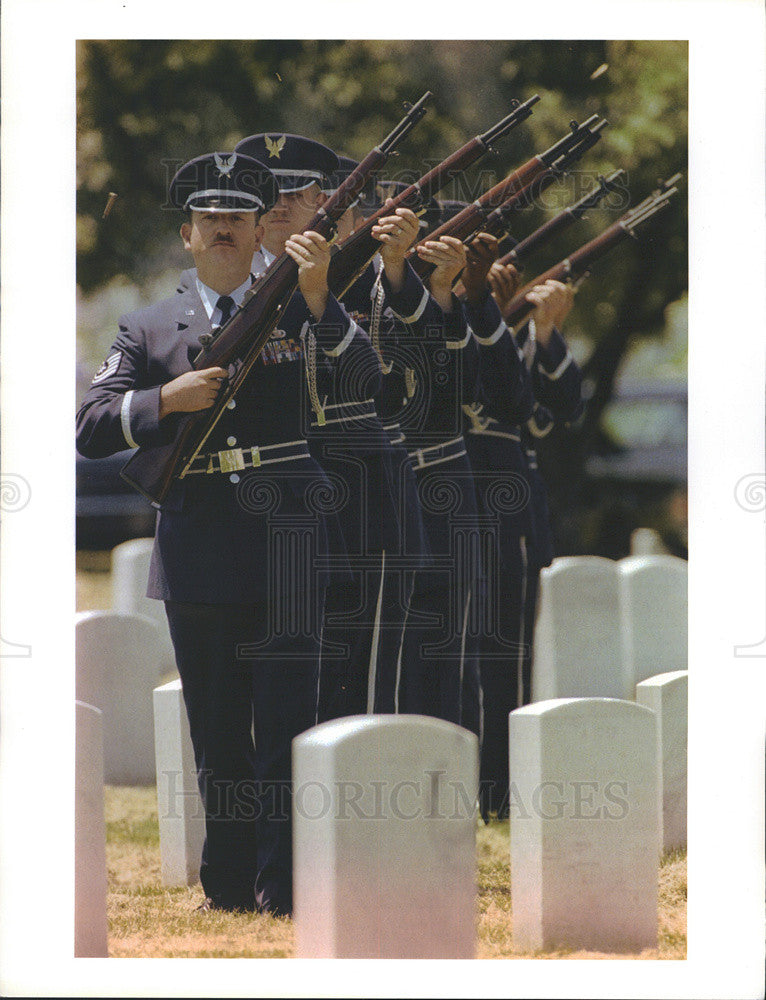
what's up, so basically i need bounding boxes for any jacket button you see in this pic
[229,474,240,484]
[227,436,237,446]
[227,399,236,409]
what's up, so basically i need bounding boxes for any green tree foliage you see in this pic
[77,40,687,553]
[77,39,686,301]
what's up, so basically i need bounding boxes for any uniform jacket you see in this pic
[76,277,370,602]
[461,291,538,550]
[374,262,479,450]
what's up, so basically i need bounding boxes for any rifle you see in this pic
[325,95,540,297]
[620,172,682,218]
[463,125,611,250]
[408,115,605,279]
[496,168,627,269]
[499,177,681,329]
[120,92,432,505]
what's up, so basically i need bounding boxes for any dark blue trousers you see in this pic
[316,558,416,720]
[316,559,384,721]
[397,449,480,726]
[165,598,322,915]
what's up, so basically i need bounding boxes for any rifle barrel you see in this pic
[326,103,540,297]
[465,118,608,243]
[502,184,679,326]
[379,91,433,154]
[567,168,627,217]
[500,168,627,269]
[121,99,432,505]
[539,114,601,166]
[477,94,540,146]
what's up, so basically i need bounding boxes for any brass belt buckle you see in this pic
[217,448,245,473]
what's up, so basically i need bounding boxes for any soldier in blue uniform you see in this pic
[459,237,536,818]
[461,242,582,817]
[330,185,436,714]
[488,259,582,569]
[234,139,431,721]
[371,230,484,729]
[76,150,366,916]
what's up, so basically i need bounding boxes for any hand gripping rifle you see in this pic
[325,94,540,298]
[498,176,682,330]
[120,92,432,506]
[496,168,627,269]
[407,115,605,279]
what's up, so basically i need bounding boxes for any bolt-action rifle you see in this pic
[325,94,541,297]
[120,92,432,506]
[462,123,611,252]
[499,177,682,329]
[496,168,627,269]
[408,115,605,278]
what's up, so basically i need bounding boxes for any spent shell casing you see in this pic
[102,192,119,220]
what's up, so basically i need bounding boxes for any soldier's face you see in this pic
[181,211,260,272]
[260,183,325,252]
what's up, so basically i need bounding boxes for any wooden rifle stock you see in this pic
[326,94,540,298]
[409,115,606,280]
[473,124,610,246]
[500,181,680,329]
[120,94,433,505]
[119,254,300,504]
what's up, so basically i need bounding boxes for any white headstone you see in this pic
[293,715,478,958]
[510,697,660,953]
[636,670,688,852]
[532,557,629,701]
[153,679,205,886]
[76,611,163,784]
[630,527,669,556]
[75,701,108,957]
[619,555,688,687]
[112,538,176,677]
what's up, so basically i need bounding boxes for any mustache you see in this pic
[212,235,235,245]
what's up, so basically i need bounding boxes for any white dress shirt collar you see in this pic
[251,246,276,278]
[195,274,253,324]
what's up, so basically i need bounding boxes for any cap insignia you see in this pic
[214,152,237,177]
[265,135,286,159]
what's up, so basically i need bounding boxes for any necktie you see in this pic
[199,294,236,351]
[216,295,235,326]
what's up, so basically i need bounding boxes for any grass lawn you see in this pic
[81,558,687,959]
[77,551,113,611]
[105,785,686,960]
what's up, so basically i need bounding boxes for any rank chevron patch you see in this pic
[91,351,122,384]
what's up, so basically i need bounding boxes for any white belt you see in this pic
[185,439,310,474]
[310,398,378,429]
[408,435,466,470]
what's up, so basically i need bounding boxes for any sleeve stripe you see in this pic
[323,319,359,358]
[540,350,574,381]
[120,390,139,449]
[392,286,429,324]
[472,320,506,346]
